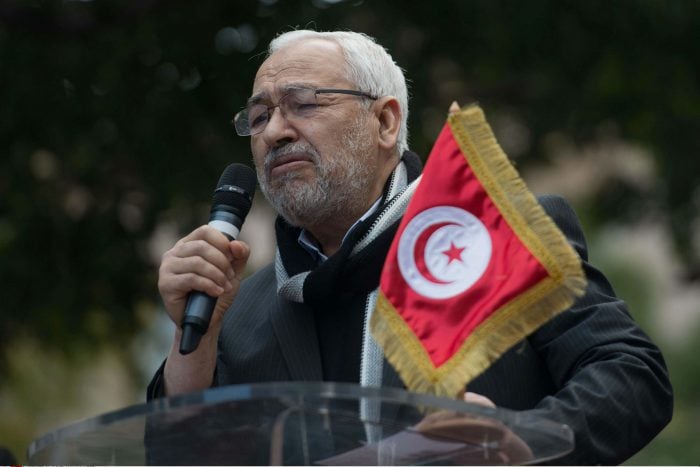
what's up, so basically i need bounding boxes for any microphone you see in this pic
[179,163,257,355]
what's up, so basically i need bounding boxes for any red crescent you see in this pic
[414,221,458,284]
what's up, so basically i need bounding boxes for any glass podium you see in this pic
[28,382,573,465]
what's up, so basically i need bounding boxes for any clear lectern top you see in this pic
[28,382,573,465]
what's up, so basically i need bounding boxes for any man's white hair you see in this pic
[269,30,409,155]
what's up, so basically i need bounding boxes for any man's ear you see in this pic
[374,96,401,152]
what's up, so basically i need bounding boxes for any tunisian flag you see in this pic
[371,104,586,397]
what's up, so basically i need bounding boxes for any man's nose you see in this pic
[261,107,298,148]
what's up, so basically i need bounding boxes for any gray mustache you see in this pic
[264,143,320,170]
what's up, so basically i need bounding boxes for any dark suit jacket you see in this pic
[151,195,673,464]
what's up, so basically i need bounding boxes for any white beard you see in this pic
[257,115,377,229]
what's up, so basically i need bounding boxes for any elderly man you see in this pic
[149,30,672,464]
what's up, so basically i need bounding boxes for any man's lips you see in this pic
[268,153,314,175]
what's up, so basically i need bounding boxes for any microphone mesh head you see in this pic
[212,163,257,215]
[217,163,257,194]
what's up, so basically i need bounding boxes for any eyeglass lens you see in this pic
[239,88,318,136]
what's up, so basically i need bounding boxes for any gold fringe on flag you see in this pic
[371,104,587,398]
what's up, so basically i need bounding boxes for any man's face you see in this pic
[249,39,386,229]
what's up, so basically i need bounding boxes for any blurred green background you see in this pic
[1,0,698,464]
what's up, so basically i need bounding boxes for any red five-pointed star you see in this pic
[442,242,466,264]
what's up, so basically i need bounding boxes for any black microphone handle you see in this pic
[179,292,219,354]
[179,211,241,355]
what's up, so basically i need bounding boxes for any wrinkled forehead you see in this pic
[251,39,351,99]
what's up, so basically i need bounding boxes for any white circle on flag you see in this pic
[397,206,492,300]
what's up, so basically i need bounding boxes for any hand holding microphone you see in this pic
[158,163,256,356]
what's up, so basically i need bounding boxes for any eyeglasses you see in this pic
[233,87,378,136]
